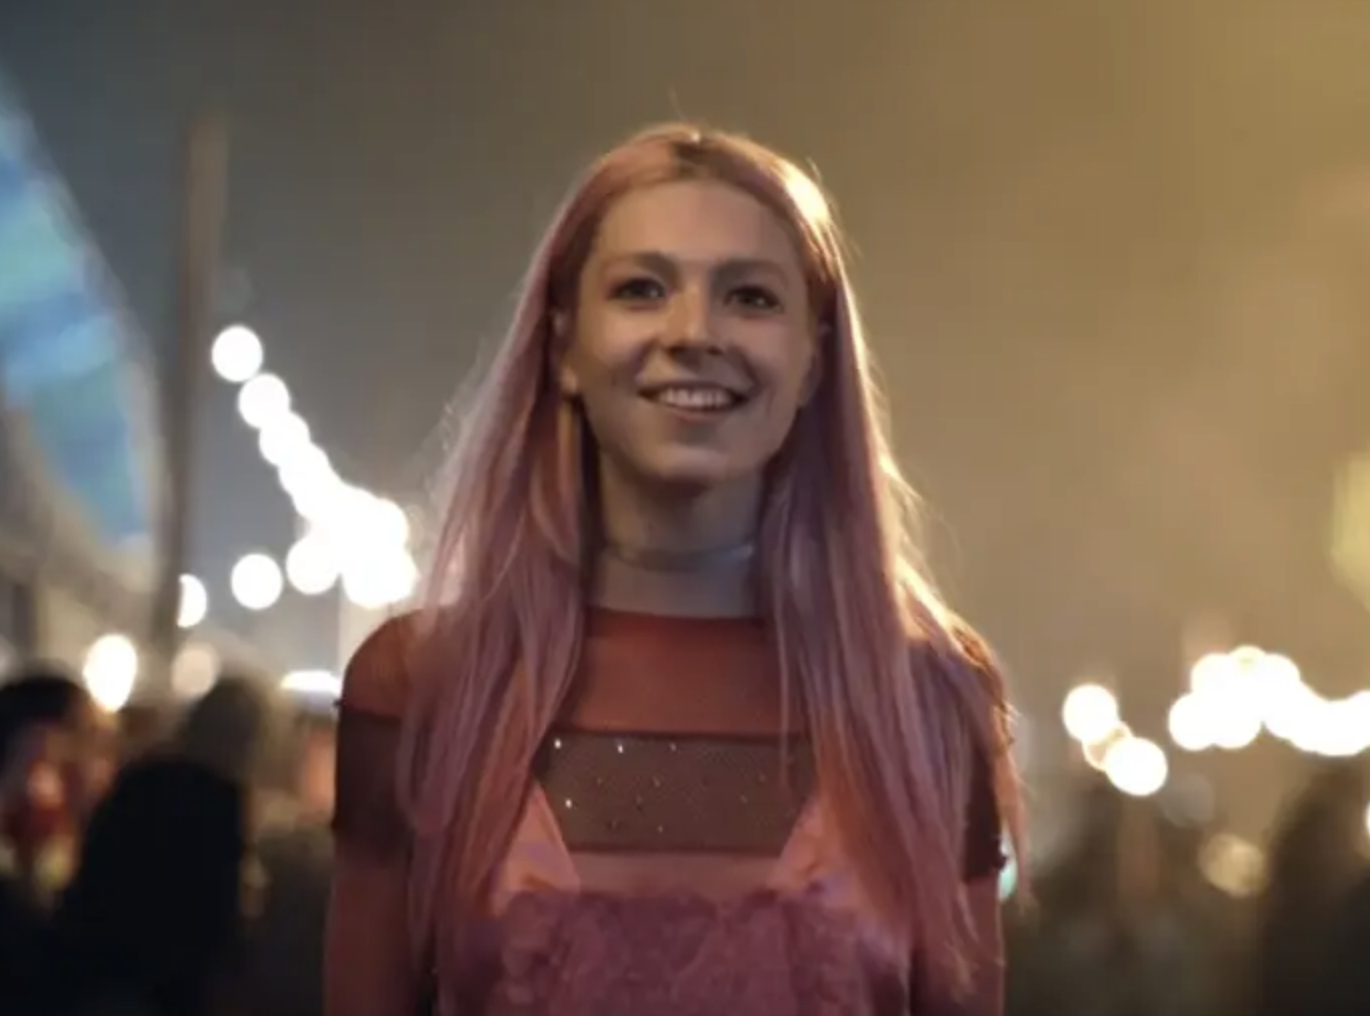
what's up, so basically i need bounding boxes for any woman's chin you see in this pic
[634,451,750,496]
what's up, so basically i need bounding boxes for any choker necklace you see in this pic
[603,540,757,573]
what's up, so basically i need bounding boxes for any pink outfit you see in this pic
[328,610,1004,1015]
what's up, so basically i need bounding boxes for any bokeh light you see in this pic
[177,574,208,629]
[236,373,291,431]
[1102,735,1169,797]
[1061,683,1120,744]
[286,532,340,596]
[171,642,220,700]
[210,324,264,383]
[229,552,285,611]
[82,633,139,712]
[257,412,313,469]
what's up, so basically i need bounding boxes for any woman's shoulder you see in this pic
[339,610,425,718]
[907,616,1009,724]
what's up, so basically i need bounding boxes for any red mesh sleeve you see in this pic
[325,614,422,1016]
[333,706,408,858]
[331,612,416,856]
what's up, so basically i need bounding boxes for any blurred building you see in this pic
[0,69,163,670]
[0,71,276,701]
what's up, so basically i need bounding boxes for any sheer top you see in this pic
[329,608,1006,1015]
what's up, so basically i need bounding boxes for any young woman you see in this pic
[327,123,1021,1015]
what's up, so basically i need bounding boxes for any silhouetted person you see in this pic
[174,677,331,1016]
[1310,867,1370,1016]
[172,676,287,788]
[1241,761,1368,1016]
[42,756,249,1016]
[239,710,336,1016]
[0,665,109,1003]
[1006,778,1231,1016]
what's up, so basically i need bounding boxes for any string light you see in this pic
[236,373,291,430]
[1166,646,1370,758]
[229,552,284,612]
[1102,735,1169,797]
[285,532,340,596]
[209,325,264,383]
[195,322,420,643]
[1061,683,1120,745]
[1060,679,1168,797]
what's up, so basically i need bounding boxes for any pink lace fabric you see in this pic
[446,787,911,1015]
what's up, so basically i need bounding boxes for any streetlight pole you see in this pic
[147,111,228,693]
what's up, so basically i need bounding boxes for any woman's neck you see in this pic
[591,551,757,618]
[592,460,761,618]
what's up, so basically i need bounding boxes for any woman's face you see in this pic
[562,179,820,494]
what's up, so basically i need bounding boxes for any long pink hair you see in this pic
[398,123,1021,995]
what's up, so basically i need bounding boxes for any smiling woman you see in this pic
[562,180,820,540]
[327,124,1020,1016]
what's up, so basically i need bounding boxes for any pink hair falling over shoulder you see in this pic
[396,123,1022,996]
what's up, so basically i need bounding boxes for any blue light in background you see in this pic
[0,73,154,548]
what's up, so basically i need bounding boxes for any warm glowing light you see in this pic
[279,449,343,521]
[286,532,339,596]
[1211,703,1262,751]
[1190,652,1240,698]
[171,642,220,699]
[310,487,410,550]
[177,574,208,629]
[210,324,264,383]
[1102,735,1169,797]
[229,552,285,611]
[1061,683,1120,744]
[236,373,291,430]
[1179,647,1322,753]
[1200,833,1266,898]
[257,412,313,469]
[1167,692,1212,752]
[341,549,419,609]
[1082,722,1131,770]
[82,634,139,712]
[1293,694,1370,757]
[1262,678,1324,745]
[282,669,342,698]
[369,497,411,547]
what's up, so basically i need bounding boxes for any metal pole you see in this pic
[147,112,228,694]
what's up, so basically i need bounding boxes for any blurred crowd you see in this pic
[0,661,334,1016]
[7,653,1370,1015]
[1006,762,1370,1016]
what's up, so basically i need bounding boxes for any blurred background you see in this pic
[4,1,1370,1014]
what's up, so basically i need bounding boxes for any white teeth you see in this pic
[652,386,737,410]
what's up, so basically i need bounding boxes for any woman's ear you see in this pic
[550,309,580,398]
[799,322,827,404]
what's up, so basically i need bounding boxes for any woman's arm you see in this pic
[325,833,417,1016]
[324,618,422,1016]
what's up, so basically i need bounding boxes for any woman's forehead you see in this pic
[590,180,803,273]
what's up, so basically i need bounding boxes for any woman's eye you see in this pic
[729,285,781,313]
[610,277,666,303]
